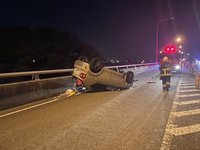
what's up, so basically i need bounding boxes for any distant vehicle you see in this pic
[72,56,134,90]
[170,59,181,73]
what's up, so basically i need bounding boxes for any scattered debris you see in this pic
[58,87,87,98]
[59,89,76,98]
[147,81,156,83]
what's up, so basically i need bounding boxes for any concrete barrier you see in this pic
[0,76,73,111]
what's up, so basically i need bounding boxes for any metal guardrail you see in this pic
[107,62,157,71]
[0,69,73,79]
[0,62,158,81]
[106,62,157,69]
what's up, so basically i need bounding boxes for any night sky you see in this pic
[1,0,200,62]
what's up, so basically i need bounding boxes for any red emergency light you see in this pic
[164,45,176,54]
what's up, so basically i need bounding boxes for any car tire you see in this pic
[89,58,103,73]
[124,71,134,84]
[77,55,88,62]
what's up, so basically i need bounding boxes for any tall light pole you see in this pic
[156,17,175,63]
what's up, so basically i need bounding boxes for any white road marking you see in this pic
[180,82,195,86]
[179,84,195,87]
[175,99,200,105]
[171,109,200,117]
[160,78,200,150]
[178,93,200,98]
[179,86,195,89]
[180,82,195,84]
[167,124,200,136]
[179,89,200,92]
[180,79,194,81]
[0,98,59,119]
[179,88,195,91]
[180,81,195,83]
[160,81,181,150]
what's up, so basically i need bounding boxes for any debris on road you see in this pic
[59,89,76,98]
[58,87,87,98]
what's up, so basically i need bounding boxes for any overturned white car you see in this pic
[72,57,134,90]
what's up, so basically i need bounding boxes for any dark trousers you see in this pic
[161,76,171,91]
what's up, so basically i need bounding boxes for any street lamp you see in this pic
[176,37,181,43]
[156,17,175,63]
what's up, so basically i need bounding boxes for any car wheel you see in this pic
[124,71,134,84]
[89,58,103,73]
[77,55,88,62]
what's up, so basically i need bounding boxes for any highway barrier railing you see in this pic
[0,62,158,83]
[0,69,74,81]
[0,62,158,111]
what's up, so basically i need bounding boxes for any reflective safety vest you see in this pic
[160,68,171,76]
[160,62,171,77]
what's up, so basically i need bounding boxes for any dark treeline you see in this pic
[0,26,103,73]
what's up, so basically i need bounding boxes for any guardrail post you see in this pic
[32,74,40,80]
[116,67,119,72]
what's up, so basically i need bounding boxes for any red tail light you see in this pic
[79,73,86,79]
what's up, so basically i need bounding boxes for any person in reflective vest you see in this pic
[159,56,171,92]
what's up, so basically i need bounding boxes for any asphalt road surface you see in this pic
[1,69,193,150]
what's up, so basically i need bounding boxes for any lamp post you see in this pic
[156,17,175,63]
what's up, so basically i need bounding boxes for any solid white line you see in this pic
[179,89,200,92]
[160,81,181,150]
[171,109,200,117]
[178,93,200,98]
[167,124,200,136]
[0,98,59,119]
[175,99,200,105]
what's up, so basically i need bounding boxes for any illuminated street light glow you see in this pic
[176,37,181,43]
[179,45,182,48]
